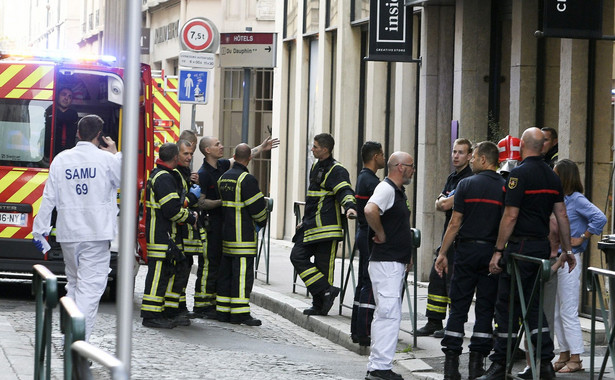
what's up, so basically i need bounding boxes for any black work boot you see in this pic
[539,361,556,380]
[476,361,505,380]
[468,351,485,380]
[414,319,443,336]
[443,350,461,380]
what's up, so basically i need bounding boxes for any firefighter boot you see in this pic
[468,351,485,380]
[443,350,461,380]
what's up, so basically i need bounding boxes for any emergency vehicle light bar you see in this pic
[0,50,117,65]
[153,119,175,128]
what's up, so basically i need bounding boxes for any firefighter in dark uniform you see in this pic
[417,139,473,337]
[351,141,385,346]
[164,139,204,326]
[290,133,357,316]
[192,135,278,319]
[216,143,268,326]
[141,143,197,329]
[479,128,575,380]
[434,142,505,380]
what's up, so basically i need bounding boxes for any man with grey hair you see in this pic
[364,151,415,380]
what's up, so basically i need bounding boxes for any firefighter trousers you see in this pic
[194,221,222,311]
[351,225,375,341]
[216,255,255,322]
[165,254,193,316]
[141,257,174,319]
[441,241,498,355]
[425,246,455,320]
[490,240,555,363]
[290,233,338,307]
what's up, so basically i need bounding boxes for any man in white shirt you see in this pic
[33,114,122,341]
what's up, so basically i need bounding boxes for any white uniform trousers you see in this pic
[553,252,584,354]
[367,261,405,372]
[61,240,111,342]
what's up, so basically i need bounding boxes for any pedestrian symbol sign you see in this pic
[178,69,209,104]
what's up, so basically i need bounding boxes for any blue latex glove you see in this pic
[255,225,263,234]
[189,184,201,198]
[33,239,44,252]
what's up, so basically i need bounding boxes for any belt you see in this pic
[457,238,494,245]
[508,235,548,243]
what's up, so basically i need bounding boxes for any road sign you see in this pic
[178,69,209,104]
[219,32,277,68]
[179,51,215,69]
[180,18,219,52]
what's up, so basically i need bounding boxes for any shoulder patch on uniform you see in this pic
[508,177,518,190]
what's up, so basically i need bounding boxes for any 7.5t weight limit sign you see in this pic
[180,18,219,53]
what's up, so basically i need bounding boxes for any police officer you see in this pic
[434,142,505,380]
[216,143,268,326]
[141,143,197,329]
[164,139,203,326]
[290,133,357,316]
[192,135,278,319]
[351,141,385,346]
[417,139,473,337]
[33,114,121,342]
[478,127,575,380]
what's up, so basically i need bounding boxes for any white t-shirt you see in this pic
[33,141,122,242]
[367,180,396,215]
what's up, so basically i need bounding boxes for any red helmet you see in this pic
[498,135,521,162]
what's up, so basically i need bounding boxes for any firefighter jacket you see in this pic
[218,163,267,256]
[145,161,196,260]
[175,165,206,254]
[302,156,356,243]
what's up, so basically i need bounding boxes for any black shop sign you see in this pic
[543,0,603,39]
[366,0,414,62]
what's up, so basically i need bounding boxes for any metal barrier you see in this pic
[33,264,59,380]
[587,266,615,379]
[338,214,356,314]
[292,201,308,296]
[505,253,551,379]
[60,297,128,380]
[255,197,274,284]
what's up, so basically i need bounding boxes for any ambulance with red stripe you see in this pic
[0,52,158,293]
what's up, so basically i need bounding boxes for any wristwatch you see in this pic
[494,248,504,253]
[566,250,573,256]
[581,234,588,240]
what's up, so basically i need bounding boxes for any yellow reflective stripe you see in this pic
[223,241,257,248]
[239,257,246,299]
[328,241,336,284]
[222,201,244,207]
[299,266,319,279]
[17,65,52,88]
[0,169,24,194]
[235,173,248,241]
[217,295,232,303]
[332,181,351,194]
[7,171,48,203]
[428,294,450,303]
[33,89,53,100]
[253,209,267,222]
[216,305,231,312]
[307,190,332,197]
[230,298,250,304]
[426,304,448,313]
[244,192,264,206]
[141,305,164,312]
[0,65,25,88]
[158,192,180,205]
[304,272,324,286]
[231,307,250,314]
[0,227,19,238]
[6,89,28,98]
[142,294,164,302]
[341,194,355,206]
[304,231,344,242]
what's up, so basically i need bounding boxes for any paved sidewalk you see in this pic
[251,238,613,380]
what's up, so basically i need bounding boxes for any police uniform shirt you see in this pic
[197,158,231,219]
[453,170,506,242]
[505,155,564,238]
[440,165,473,233]
[355,168,380,226]
[33,141,122,242]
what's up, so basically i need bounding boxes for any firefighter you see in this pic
[163,138,203,325]
[290,133,357,316]
[141,142,197,329]
[216,143,268,326]
[191,135,279,319]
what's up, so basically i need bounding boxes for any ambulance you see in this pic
[0,51,160,295]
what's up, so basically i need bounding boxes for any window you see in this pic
[0,99,50,167]
[304,0,319,35]
[285,0,298,39]
[351,0,370,24]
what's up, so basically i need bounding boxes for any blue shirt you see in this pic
[564,191,607,253]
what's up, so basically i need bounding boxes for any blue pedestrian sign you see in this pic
[178,69,209,104]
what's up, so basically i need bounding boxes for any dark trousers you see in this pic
[490,240,555,363]
[141,258,173,319]
[165,255,193,316]
[194,219,222,311]
[442,241,498,355]
[351,224,375,340]
[425,246,455,320]
[216,255,255,321]
[290,232,338,307]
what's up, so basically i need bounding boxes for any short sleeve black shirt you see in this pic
[441,165,473,234]
[453,170,506,241]
[355,168,380,226]
[505,155,564,238]
[197,158,231,219]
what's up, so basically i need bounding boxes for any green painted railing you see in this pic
[587,266,615,379]
[33,264,59,380]
[255,197,274,284]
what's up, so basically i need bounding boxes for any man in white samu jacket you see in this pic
[33,114,121,341]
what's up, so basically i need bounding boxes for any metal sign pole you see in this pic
[117,0,141,373]
[241,67,251,143]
